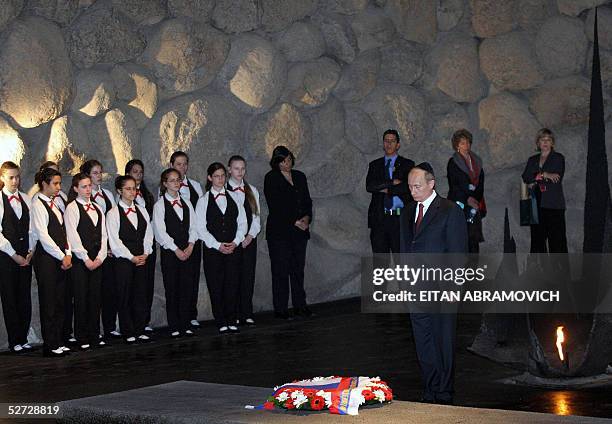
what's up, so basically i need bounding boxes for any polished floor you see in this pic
[0,298,610,420]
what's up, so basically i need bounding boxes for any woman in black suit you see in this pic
[447,129,485,253]
[521,128,567,253]
[264,146,313,319]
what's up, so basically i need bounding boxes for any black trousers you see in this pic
[268,237,308,313]
[101,256,117,335]
[62,273,73,341]
[203,246,241,327]
[144,244,157,326]
[34,251,65,351]
[189,240,202,321]
[0,253,32,348]
[410,313,456,403]
[238,238,257,320]
[370,215,401,269]
[160,248,193,332]
[114,258,148,338]
[530,208,568,253]
[71,259,102,344]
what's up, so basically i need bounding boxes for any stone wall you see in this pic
[1,0,612,345]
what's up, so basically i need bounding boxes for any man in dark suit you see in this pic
[366,129,414,256]
[399,163,468,405]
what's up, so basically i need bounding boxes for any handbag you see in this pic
[520,181,539,226]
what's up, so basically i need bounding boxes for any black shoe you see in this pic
[244,318,256,326]
[218,326,229,335]
[107,331,123,339]
[294,306,313,318]
[43,348,65,358]
[274,311,292,320]
[184,329,195,337]
[228,325,240,334]
[170,331,181,338]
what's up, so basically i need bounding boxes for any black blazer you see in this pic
[447,155,485,218]
[264,169,313,241]
[399,195,468,254]
[366,155,414,229]
[521,151,566,210]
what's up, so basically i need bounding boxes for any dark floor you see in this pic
[0,298,611,421]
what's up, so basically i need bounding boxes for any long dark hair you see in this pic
[159,168,180,195]
[269,145,295,170]
[35,168,61,192]
[228,155,258,215]
[80,159,103,176]
[0,161,20,191]
[70,173,91,200]
[205,162,226,192]
[125,159,154,214]
[39,160,59,172]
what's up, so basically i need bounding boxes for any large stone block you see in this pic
[478,92,541,170]
[274,21,326,62]
[470,0,516,38]
[142,93,246,180]
[535,16,588,78]
[111,0,166,25]
[284,57,341,108]
[247,102,311,164]
[260,0,318,32]
[168,0,214,23]
[46,115,92,175]
[311,196,370,253]
[24,0,79,27]
[140,19,228,100]
[0,0,23,33]
[212,0,259,33]
[586,6,612,51]
[557,0,610,16]
[480,32,544,91]
[218,34,286,114]
[333,49,379,103]
[305,96,345,161]
[360,84,427,152]
[428,34,486,103]
[529,76,591,127]
[350,9,396,52]
[71,69,116,119]
[66,1,146,68]
[0,16,73,128]
[111,64,159,130]
[385,0,437,45]
[516,0,558,33]
[0,116,25,166]
[345,106,379,155]
[437,0,465,32]
[322,0,369,15]
[312,12,357,64]
[378,41,423,86]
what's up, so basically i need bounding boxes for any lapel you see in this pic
[406,201,416,240]
[414,195,441,238]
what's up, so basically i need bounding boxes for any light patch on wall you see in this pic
[230,48,274,109]
[0,118,26,166]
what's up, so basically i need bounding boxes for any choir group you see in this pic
[0,152,261,357]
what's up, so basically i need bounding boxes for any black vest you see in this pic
[137,185,154,217]
[206,191,238,244]
[37,198,67,257]
[76,202,102,260]
[186,179,199,209]
[163,196,190,250]
[118,204,146,256]
[2,192,29,256]
[227,182,253,233]
[94,189,113,214]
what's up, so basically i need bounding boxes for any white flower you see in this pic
[316,390,333,408]
[371,377,381,382]
[276,392,289,402]
[312,377,325,381]
[374,390,386,403]
[291,390,309,408]
[355,392,366,406]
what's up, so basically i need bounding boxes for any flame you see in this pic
[555,326,565,361]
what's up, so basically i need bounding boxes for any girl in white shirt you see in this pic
[64,173,107,350]
[226,155,261,327]
[152,168,197,337]
[31,167,72,357]
[107,176,154,344]
[195,163,247,334]
[0,162,34,353]
[31,161,68,209]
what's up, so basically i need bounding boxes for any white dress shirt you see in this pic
[227,178,261,238]
[106,200,154,260]
[32,190,67,212]
[0,188,35,256]
[415,191,438,222]
[178,176,203,205]
[31,193,70,261]
[134,185,147,210]
[64,197,107,262]
[195,187,248,251]
[91,186,116,214]
[152,193,198,252]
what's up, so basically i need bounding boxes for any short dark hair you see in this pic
[80,159,103,176]
[451,129,473,150]
[383,129,400,142]
[170,151,188,165]
[35,167,61,191]
[115,175,136,192]
[269,145,295,170]
[414,162,435,182]
[205,162,226,192]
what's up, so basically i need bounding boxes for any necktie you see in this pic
[171,199,183,208]
[180,182,189,188]
[214,192,226,200]
[234,187,245,193]
[48,200,55,209]
[84,203,96,212]
[124,207,136,216]
[415,203,424,233]
[384,159,393,210]
[135,189,141,198]
[8,194,20,203]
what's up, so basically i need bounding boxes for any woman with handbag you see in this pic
[521,128,567,253]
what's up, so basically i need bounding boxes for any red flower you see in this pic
[362,390,375,401]
[304,389,316,397]
[310,396,325,411]
[263,401,275,410]
[285,399,295,410]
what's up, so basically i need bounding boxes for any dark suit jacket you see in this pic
[366,155,415,229]
[399,194,468,254]
[521,151,565,210]
[446,155,485,219]
[264,169,312,241]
